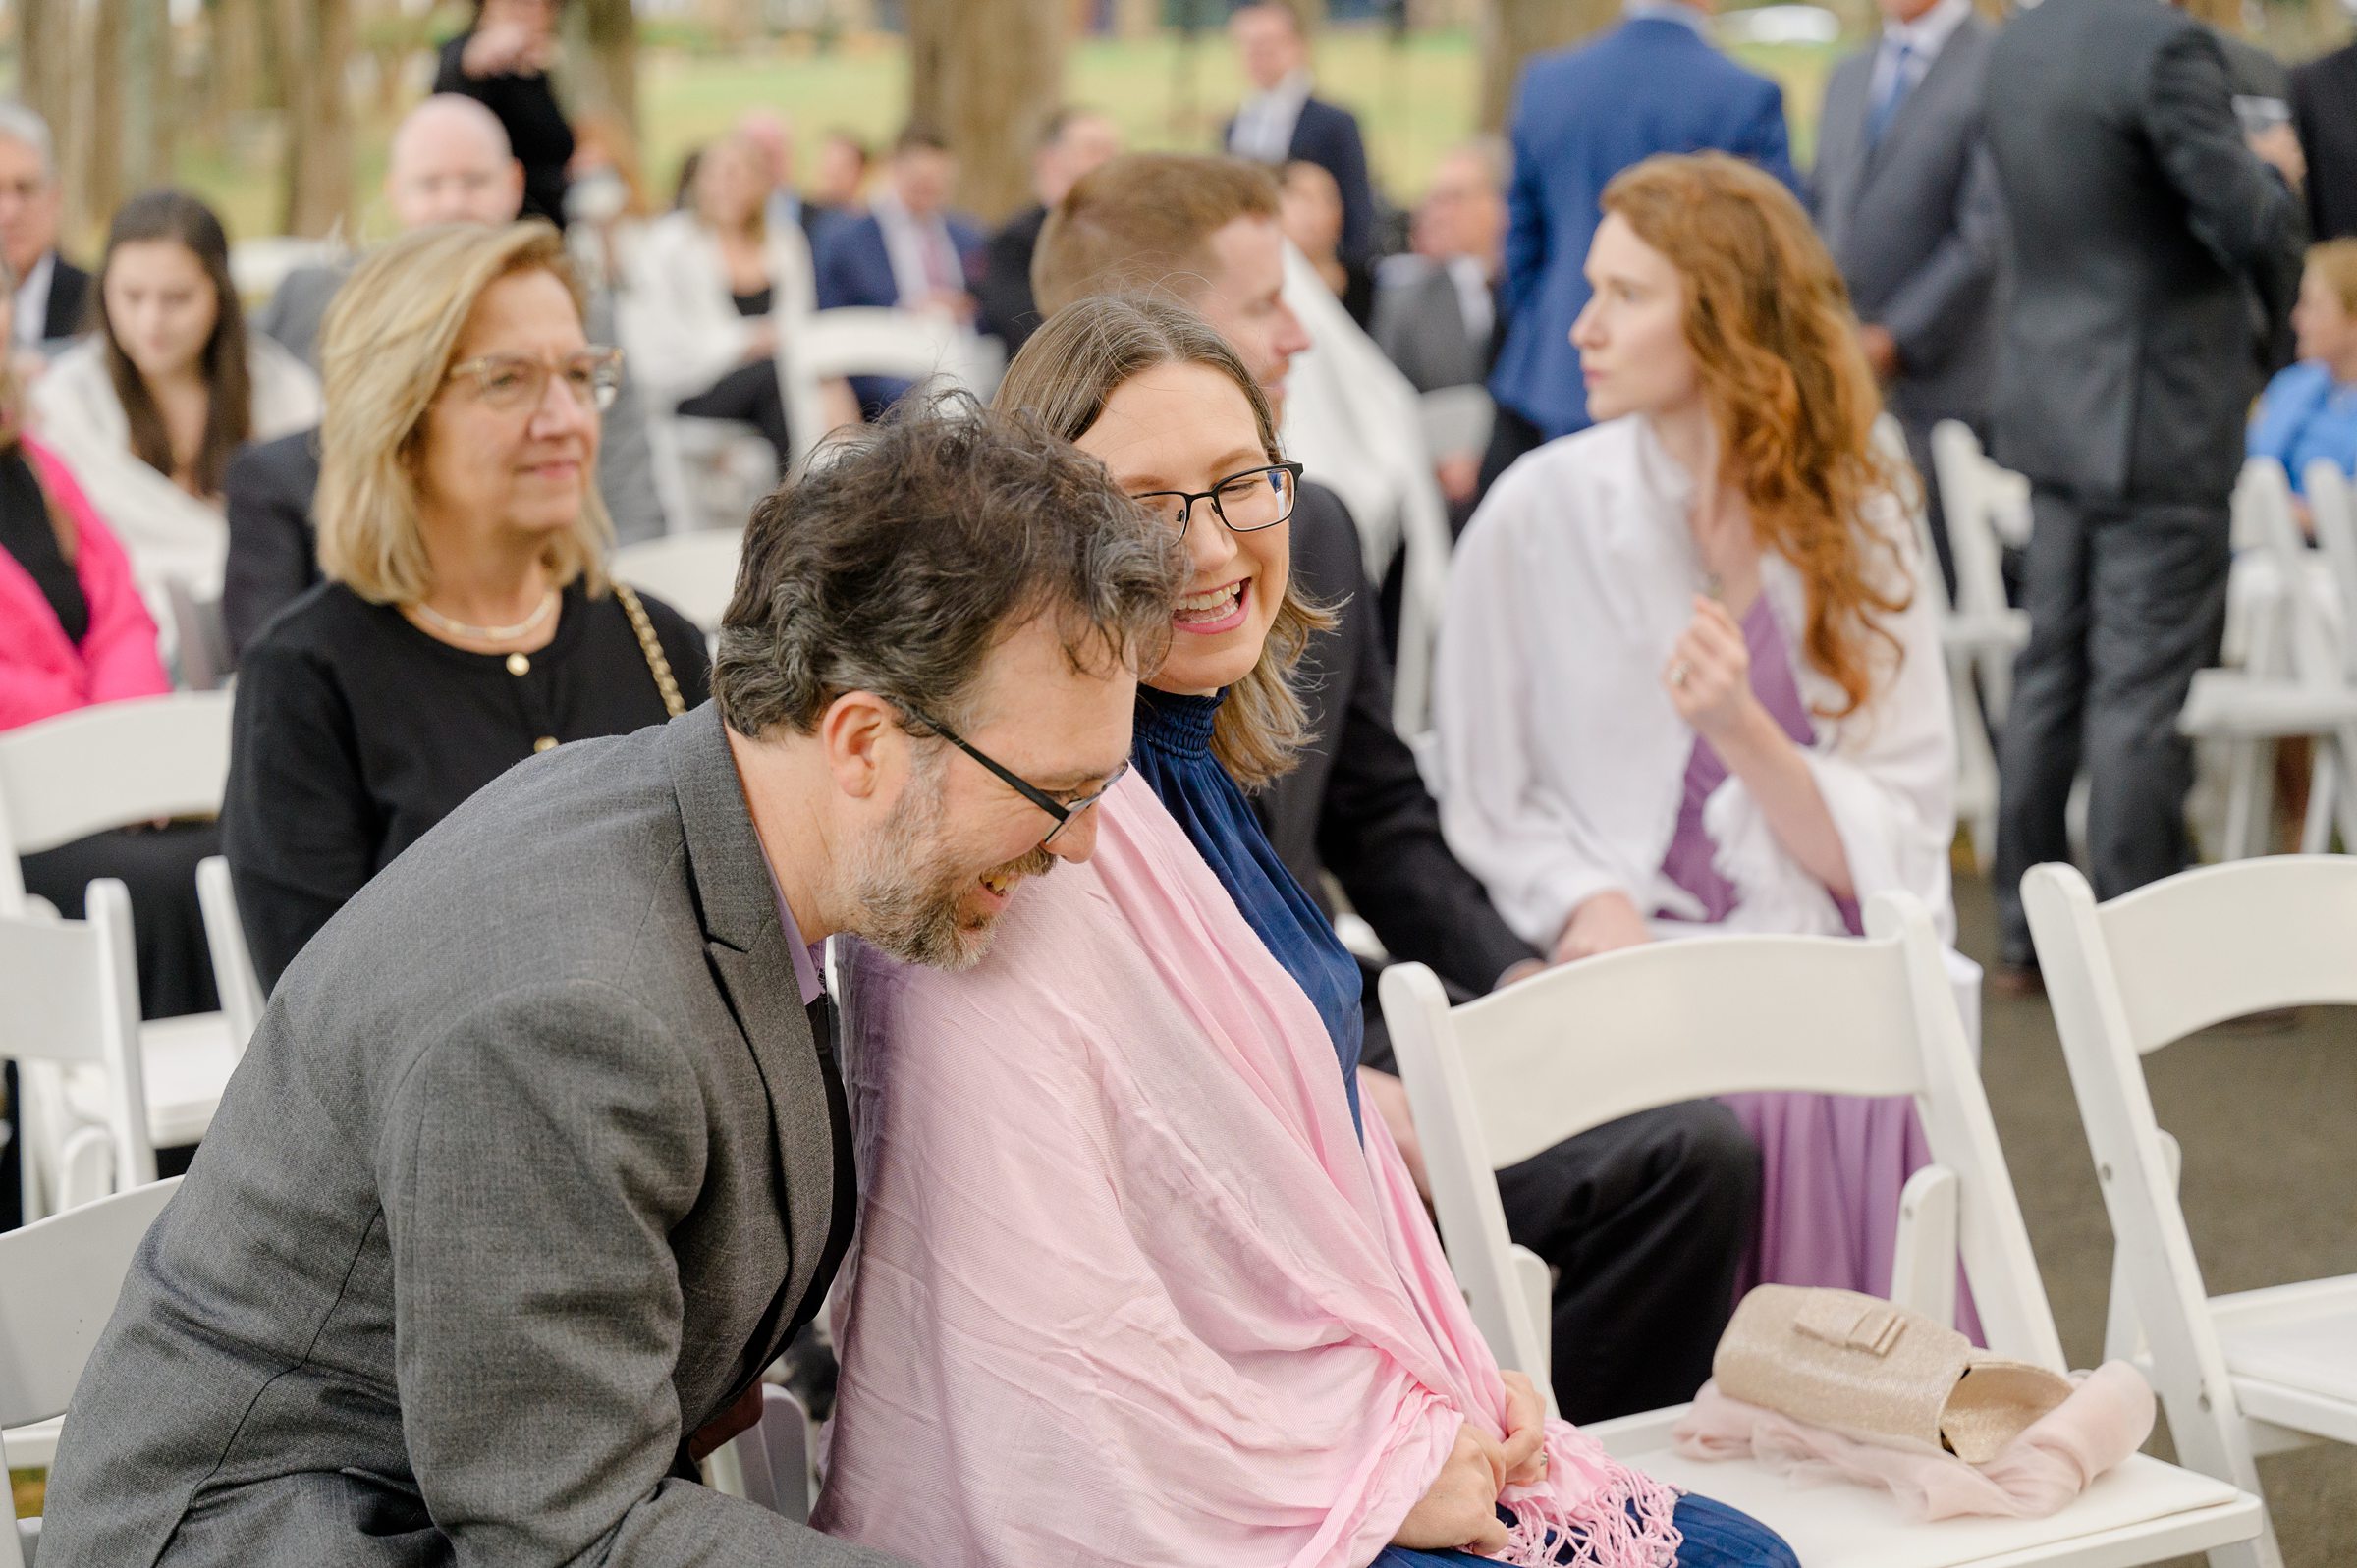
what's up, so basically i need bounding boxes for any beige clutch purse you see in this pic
[1712,1285,2073,1464]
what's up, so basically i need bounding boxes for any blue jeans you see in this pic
[1372,1492,1798,1568]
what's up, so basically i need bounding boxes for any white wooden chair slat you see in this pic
[0,691,233,896]
[0,1177,181,1566]
[1383,891,2265,1567]
[2026,855,2357,1568]
[195,856,265,1057]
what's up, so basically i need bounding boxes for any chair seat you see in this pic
[1584,1405,2260,1568]
[2178,671,2357,738]
[3,1414,61,1470]
[2213,1275,2357,1445]
[1940,609,2029,656]
[62,1010,236,1149]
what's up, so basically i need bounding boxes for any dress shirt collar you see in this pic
[1624,0,1711,37]
[771,881,827,1006]
[1881,0,1972,67]
[13,250,53,347]
[1248,68,1315,120]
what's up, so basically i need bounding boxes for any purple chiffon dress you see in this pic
[1658,598,1977,1334]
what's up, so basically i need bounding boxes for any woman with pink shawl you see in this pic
[811,297,1796,1568]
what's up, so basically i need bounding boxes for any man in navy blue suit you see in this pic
[1223,2,1380,262]
[813,123,985,415]
[1482,0,1797,490]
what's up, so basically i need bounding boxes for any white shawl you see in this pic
[617,209,815,411]
[1430,415,1958,952]
[28,335,321,608]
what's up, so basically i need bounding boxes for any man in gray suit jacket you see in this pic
[1982,0,2307,984]
[1812,0,2003,596]
[37,408,1183,1566]
[258,93,669,544]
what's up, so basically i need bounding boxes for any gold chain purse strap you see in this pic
[612,581,687,719]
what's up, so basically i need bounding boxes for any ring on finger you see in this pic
[1669,660,1691,688]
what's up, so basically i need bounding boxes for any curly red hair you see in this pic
[1601,152,1912,718]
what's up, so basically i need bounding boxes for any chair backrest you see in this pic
[613,529,747,635]
[1929,419,2022,626]
[2302,460,2357,685]
[1381,892,2064,1395]
[0,880,157,1197]
[0,1173,181,1563]
[195,856,265,1056]
[2020,854,2357,1501]
[0,691,234,910]
[2234,457,2338,688]
[777,308,976,467]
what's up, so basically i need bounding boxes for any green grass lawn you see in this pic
[173,25,1851,245]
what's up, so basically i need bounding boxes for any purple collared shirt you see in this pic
[772,885,827,1006]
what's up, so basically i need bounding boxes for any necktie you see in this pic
[1866,40,1914,148]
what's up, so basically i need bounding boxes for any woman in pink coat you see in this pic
[0,263,216,1230]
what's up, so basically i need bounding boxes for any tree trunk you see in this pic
[561,0,642,140]
[82,0,127,239]
[203,0,269,138]
[906,0,1068,225]
[119,0,172,196]
[275,0,355,238]
[1476,0,1618,133]
[20,0,81,237]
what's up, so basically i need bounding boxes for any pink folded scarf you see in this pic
[1672,1362,2157,1520]
[813,774,1681,1568]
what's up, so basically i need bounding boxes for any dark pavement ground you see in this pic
[1955,870,2357,1565]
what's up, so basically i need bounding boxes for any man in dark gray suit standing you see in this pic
[1812,0,2003,596]
[1983,0,2306,988]
[37,409,1182,1567]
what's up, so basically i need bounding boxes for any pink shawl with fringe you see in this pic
[813,774,1681,1568]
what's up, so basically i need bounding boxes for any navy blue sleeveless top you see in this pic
[1128,686,1364,1133]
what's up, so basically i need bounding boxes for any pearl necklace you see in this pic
[411,589,559,645]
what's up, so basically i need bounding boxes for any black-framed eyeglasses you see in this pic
[897,702,1127,847]
[1131,460,1304,539]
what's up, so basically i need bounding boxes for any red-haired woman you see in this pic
[1432,152,1960,1308]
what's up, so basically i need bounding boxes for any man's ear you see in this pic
[817,690,897,802]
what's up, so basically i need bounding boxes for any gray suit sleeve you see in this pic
[2142,27,2305,338]
[380,981,898,1568]
[1877,144,2007,374]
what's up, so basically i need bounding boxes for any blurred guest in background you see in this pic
[1372,138,1507,515]
[2249,240,2357,498]
[225,224,706,990]
[975,107,1120,355]
[815,124,984,415]
[230,96,665,661]
[1279,159,1372,328]
[808,128,872,226]
[0,102,88,363]
[1435,152,1954,1311]
[1486,0,1796,492]
[562,113,653,289]
[1811,0,2003,597]
[1,266,216,1227]
[33,190,319,612]
[1984,0,2307,992]
[434,0,574,228]
[1224,1,1378,262]
[626,130,808,472]
[2291,31,2357,242]
[737,109,836,249]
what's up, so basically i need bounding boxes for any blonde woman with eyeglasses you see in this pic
[221,221,709,990]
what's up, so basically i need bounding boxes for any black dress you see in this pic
[675,281,792,473]
[433,32,576,229]
[221,578,710,990]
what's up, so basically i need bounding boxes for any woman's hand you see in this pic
[1497,1370,1550,1488]
[1664,593,1761,748]
[1551,890,1651,965]
[1393,1424,1511,1554]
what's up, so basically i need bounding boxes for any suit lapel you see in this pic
[1860,22,1980,189]
[1820,54,1873,247]
[663,707,841,1361]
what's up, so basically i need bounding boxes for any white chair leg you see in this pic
[2220,738,2271,861]
[2299,742,2336,855]
[2329,729,2357,855]
[1889,1164,1959,1328]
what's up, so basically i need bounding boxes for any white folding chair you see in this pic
[613,529,747,637]
[194,857,263,1059]
[1923,421,2027,871]
[2025,856,2357,1568]
[0,1176,180,1568]
[0,881,155,1216]
[1381,893,2266,1568]
[0,694,239,1221]
[777,307,987,470]
[707,1384,817,1525]
[2178,460,2357,860]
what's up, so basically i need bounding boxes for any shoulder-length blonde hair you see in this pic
[314,220,612,604]
[994,294,1334,789]
[1602,152,1912,719]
